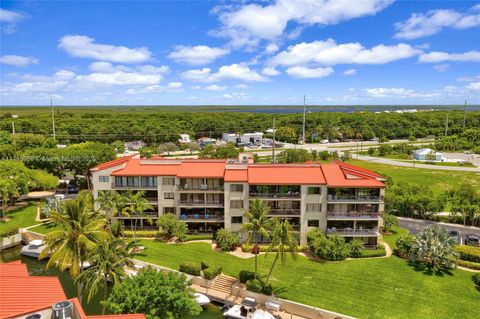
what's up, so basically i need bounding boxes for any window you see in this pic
[99,176,109,182]
[306,204,321,212]
[162,177,175,186]
[163,207,176,214]
[230,200,243,209]
[164,192,174,199]
[231,184,243,192]
[307,187,321,195]
[231,216,243,224]
[141,176,157,187]
[308,220,319,227]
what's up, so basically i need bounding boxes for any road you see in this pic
[398,217,480,244]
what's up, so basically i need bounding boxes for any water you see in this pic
[0,246,223,318]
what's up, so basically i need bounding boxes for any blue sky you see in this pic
[0,0,479,106]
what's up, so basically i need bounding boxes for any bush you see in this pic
[349,239,364,258]
[262,283,273,296]
[394,234,414,259]
[201,261,210,270]
[185,234,213,241]
[158,213,188,240]
[242,243,306,253]
[124,230,160,238]
[179,261,201,276]
[473,273,480,286]
[239,270,256,283]
[455,245,480,263]
[203,265,222,280]
[307,230,350,261]
[246,279,263,293]
[457,259,480,270]
[359,248,387,258]
[215,229,240,251]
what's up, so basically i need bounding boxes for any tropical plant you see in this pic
[411,225,458,271]
[39,192,109,299]
[394,234,415,259]
[241,199,272,279]
[157,213,188,241]
[307,230,350,261]
[382,211,399,233]
[76,237,133,314]
[349,239,364,258]
[215,229,240,251]
[473,273,480,286]
[104,268,202,319]
[265,219,297,284]
[0,178,18,218]
[118,190,153,244]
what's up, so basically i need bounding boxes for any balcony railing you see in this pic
[249,192,301,199]
[179,200,224,206]
[327,195,382,202]
[114,211,159,218]
[179,214,224,221]
[178,185,224,191]
[268,209,301,216]
[327,211,379,219]
[327,227,379,236]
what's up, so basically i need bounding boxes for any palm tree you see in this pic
[40,192,109,299]
[241,199,272,279]
[123,191,153,244]
[382,211,399,233]
[96,190,119,217]
[75,237,133,314]
[264,219,297,285]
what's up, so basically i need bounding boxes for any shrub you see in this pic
[359,248,387,258]
[239,270,256,283]
[215,229,240,251]
[307,230,350,261]
[457,259,480,270]
[455,245,480,263]
[411,226,458,271]
[201,261,210,270]
[349,239,364,258]
[157,213,188,240]
[179,261,201,276]
[246,279,263,293]
[185,234,213,241]
[394,234,414,259]
[124,230,160,238]
[473,273,480,286]
[203,265,222,280]
[242,243,306,253]
[262,283,273,296]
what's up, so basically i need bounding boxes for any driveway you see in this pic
[398,217,480,244]
[356,155,480,172]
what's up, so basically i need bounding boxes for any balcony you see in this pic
[327,227,380,237]
[114,211,159,218]
[327,211,379,220]
[178,185,224,192]
[268,209,301,216]
[179,213,224,222]
[179,200,224,207]
[327,195,383,203]
[249,192,301,199]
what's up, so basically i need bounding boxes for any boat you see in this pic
[194,292,210,306]
[21,239,46,258]
[224,297,275,319]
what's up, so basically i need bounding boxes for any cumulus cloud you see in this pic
[76,71,161,86]
[419,51,480,63]
[285,66,334,79]
[343,69,356,76]
[206,84,227,91]
[270,39,420,67]
[261,67,280,76]
[1,69,75,93]
[214,0,393,48]
[168,45,229,65]
[362,87,441,99]
[58,35,151,63]
[395,6,480,39]
[0,55,38,67]
[467,82,480,91]
[180,68,212,82]
[0,8,25,34]
[180,64,267,82]
[433,64,450,72]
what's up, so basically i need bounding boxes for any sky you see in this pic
[0,0,479,106]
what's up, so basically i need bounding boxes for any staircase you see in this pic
[210,274,237,295]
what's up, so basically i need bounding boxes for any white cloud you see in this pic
[261,67,280,76]
[206,84,226,91]
[181,64,267,82]
[343,69,356,76]
[88,62,169,77]
[265,44,279,54]
[433,64,450,72]
[270,39,420,67]
[214,0,393,48]
[236,84,248,89]
[467,82,480,91]
[457,75,480,82]
[1,69,75,94]
[285,66,334,79]
[168,82,183,89]
[363,87,441,99]
[54,70,76,80]
[76,71,161,86]
[419,51,480,63]
[168,45,229,65]
[58,35,151,63]
[222,92,246,99]
[0,55,38,67]
[0,8,25,34]
[395,6,480,39]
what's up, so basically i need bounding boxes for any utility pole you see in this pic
[11,114,17,148]
[51,99,56,142]
[272,116,276,163]
[445,114,449,137]
[463,100,467,130]
[302,95,306,144]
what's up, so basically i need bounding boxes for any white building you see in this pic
[222,132,264,145]
[179,134,191,144]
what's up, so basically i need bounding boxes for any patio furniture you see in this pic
[180,214,186,220]
[194,214,199,219]
[205,213,209,219]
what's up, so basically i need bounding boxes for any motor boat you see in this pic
[194,292,210,306]
[21,239,46,258]
[224,297,275,319]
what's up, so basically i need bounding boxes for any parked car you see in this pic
[448,230,461,244]
[465,234,480,247]
[320,139,329,144]
[67,179,78,194]
[371,137,379,142]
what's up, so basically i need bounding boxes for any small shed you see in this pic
[412,148,443,161]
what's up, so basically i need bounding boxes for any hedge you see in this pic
[239,270,256,283]
[473,273,480,286]
[358,248,387,258]
[455,245,480,263]
[179,261,201,276]
[241,244,307,253]
[124,230,160,238]
[185,234,213,241]
[203,265,222,280]
[246,279,263,293]
[457,259,480,270]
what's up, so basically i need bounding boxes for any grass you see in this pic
[28,222,62,234]
[135,231,480,319]
[347,159,480,195]
[0,203,42,237]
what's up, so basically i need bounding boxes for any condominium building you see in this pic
[91,155,385,246]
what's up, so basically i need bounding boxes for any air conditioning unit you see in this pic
[52,300,73,319]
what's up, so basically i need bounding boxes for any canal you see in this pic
[0,246,223,318]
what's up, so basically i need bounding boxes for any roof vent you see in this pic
[25,314,42,319]
[52,300,73,319]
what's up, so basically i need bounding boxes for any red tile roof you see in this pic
[177,161,226,178]
[224,169,248,182]
[0,261,29,277]
[112,159,180,176]
[321,163,385,188]
[248,165,326,185]
[335,160,384,178]
[92,154,136,171]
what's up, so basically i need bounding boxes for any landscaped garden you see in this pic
[0,203,42,237]
[134,227,480,319]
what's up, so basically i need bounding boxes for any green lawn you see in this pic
[28,222,62,234]
[134,234,479,319]
[0,203,42,237]
[347,159,480,195]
